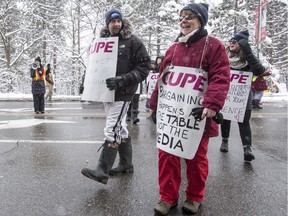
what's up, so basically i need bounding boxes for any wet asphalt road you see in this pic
[0,100,287,216]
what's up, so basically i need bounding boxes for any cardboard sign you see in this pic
[220,70,252,122]
[156,66,207,159]
[82,37,118,102]
[147,72,160,99]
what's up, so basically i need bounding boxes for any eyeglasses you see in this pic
[179,14,198,22]
[230,40,237,44]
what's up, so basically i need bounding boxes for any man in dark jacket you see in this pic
[30,56,46,114]
[81,8,150,184]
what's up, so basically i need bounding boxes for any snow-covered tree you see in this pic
[0,0,287,94]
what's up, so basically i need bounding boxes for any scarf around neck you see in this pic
[228,52,248,70]
[178,29,199,43]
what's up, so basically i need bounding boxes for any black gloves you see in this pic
[238,39,266,75]
[238,39,253,55]
[238,39,249,47]
[151,108,223,125]
[106,76,125,90]
[212,112,224,124]
[191,107,223,124]
[191,107,204,121]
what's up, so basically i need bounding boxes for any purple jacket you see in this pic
[150,29,230,137]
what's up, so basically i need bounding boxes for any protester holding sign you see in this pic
[81,9,150,184]
[149,3,230,215]
[220,30,266,161]
[145,56,162,111]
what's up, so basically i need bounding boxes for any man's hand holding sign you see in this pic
[106,76,126,90]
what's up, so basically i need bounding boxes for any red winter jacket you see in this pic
[150,29,230,137]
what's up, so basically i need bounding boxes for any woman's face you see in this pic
[156,58,162,65]
[229,40,240,52]
[179,10,202,36]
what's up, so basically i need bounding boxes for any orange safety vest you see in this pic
[33,67,46,81]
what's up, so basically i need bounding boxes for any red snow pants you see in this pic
[158,136,209,204]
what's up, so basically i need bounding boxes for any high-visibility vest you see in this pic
[33,67,46,81]
[252,75,266,82]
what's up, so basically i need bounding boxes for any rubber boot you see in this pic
[109,137,134,175]
[253,99,263,109]
[244,145,255,162]
[126,110,131,121]
[220,138,229,152]
[81,141,118,184]
[132,110,140,124]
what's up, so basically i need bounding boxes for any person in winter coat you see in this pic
[145,56,163,111]
[251,71,271,109]
[149,3,230,215]
[153,56,163,73]
[30,56,46,114]
[81,9,150,184]
[45,63,54,102]
[220,30,266,160]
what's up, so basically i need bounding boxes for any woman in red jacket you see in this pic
[150,3,230,215]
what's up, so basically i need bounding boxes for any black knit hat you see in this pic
[35,56,41,64]
[105,8,123,27]
[230,30,249,41]
[180,3,209,26]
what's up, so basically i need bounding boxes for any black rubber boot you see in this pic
[126,110,131,121]
[253,99,263,109]
[220,138,229,152]
[109,137,134,175]
[132,111,140,124]
[81,141,118,184]
[244,146,255,162]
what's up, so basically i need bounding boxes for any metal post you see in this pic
[257,0,262,59]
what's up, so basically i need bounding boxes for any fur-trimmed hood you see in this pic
[100,18,133,39]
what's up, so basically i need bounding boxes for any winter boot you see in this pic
[109,137,134,175]
[253,99,263,109]
[182,200,202,214]
[244,145,255,162]
[132,110,140,124]
[154,200,178,216]
[81,141,118,184]
[220,138,229,152]
[126,110,131,121]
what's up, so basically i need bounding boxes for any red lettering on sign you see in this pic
[161,71,206,92]
[90,41,115,54]
[230,74,249,84]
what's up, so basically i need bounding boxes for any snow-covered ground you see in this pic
[0,92,287,102]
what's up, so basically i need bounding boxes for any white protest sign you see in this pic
[147,72,159,99]
[156,66,207,159]
[220,70,252,122]
[82,37,118,102]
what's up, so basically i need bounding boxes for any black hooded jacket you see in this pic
[100,18,150,101]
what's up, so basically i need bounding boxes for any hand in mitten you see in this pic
[191,107,204,121]
[238,39,249,46]
[191,107,223,124]
[106,76,125,90]
[238,39,252,54]
[212,112,223,124]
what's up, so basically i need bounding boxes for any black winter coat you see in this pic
[231,39,266,110]
[100,18,150,101]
